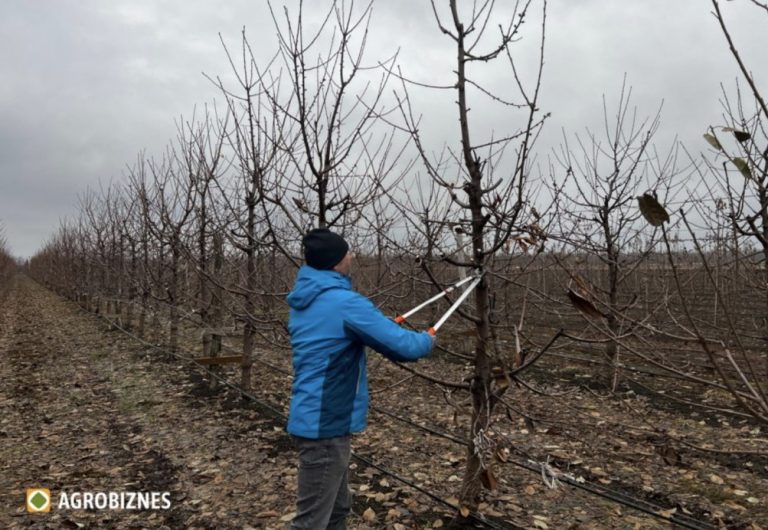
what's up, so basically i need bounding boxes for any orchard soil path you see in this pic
[2,275,767,529]
[0,275,382,529]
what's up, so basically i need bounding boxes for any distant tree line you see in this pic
[0,222,16,290]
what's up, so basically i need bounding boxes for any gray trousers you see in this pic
[290,434,351,530]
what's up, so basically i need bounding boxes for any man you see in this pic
[286,228,434,530]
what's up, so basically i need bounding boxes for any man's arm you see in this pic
[342,293,433,362]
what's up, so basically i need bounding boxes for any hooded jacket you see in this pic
[286,265,433,439]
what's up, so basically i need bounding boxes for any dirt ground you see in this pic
[1,275,766,529]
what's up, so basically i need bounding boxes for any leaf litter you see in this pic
[1,275,767,529]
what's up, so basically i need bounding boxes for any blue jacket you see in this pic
[286,265,433,439]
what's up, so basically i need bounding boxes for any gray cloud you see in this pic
[1,0,766,257]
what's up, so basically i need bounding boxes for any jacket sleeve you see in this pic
[342,293,433,362]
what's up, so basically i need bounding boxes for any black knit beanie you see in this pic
[302,228,349,270]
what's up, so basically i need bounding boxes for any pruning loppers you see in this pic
[394,270,484,336]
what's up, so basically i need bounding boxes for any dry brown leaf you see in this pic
[567,289,604,319]
[524,484,537,495]
[732,157,753,179]
[704,132,723,150]
[724,500,747,512]
[480,468,498,491]
[362,507,376,522]
[637,193,670,226]
[572,273,591,294]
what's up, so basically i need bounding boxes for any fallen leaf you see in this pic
[658,507,677,519]
[524,485,537,495]
[363,507,376,522]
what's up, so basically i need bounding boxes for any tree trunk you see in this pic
[241,198,257,392]
[454,2,496,509]
[199,187,211,356]
[208,232,223,390]
[127,239,136,330]
[169,241,180,353]
[606,260,620,391]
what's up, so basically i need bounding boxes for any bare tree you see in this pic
[552,80,680,390]
[135,144,196,353]
[392,0,551,518]
[174,110,228,364]
[206,0,411,387]
[622,0,768,424]
[208,30,293,390]
[263,0,404,239]
[701,0,768,346]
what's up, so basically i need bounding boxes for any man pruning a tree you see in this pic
[286,228,434,530]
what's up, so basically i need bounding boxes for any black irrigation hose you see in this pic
[79,306,513,530]
[236,343,717,530]
[373,406,468,445]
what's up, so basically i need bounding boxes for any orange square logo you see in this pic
[26,488,51,513]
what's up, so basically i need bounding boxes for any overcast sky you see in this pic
[1,0,766,258]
